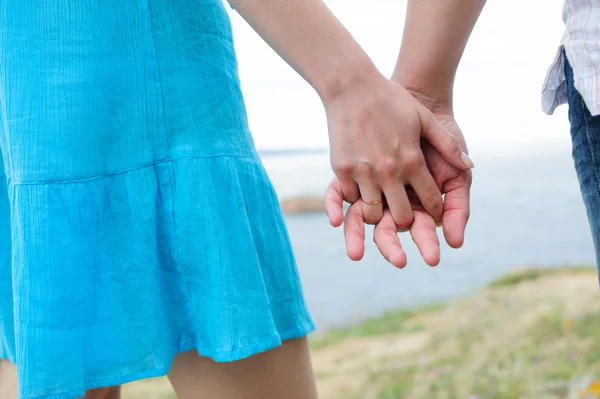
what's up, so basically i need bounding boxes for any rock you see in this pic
[280,196,324,214]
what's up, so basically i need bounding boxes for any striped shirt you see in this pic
[542,0,600,116]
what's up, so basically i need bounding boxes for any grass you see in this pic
[310,303,443,350]
[374,368,418,399]
[488,265,595,288]
[122,265,600,399]
[488,268,543,287]
[311,266,600,399]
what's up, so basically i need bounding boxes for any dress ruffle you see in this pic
[1,155,314,399]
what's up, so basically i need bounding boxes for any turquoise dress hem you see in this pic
[20,324,314,399]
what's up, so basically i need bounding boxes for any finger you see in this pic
[418,106,474,171]
[409,161,444,224]
[442,171,472,248]
[356,175,384,225]
[374,210,407,268]
[339,179,360,204]
[325,179,344,227]
[381,183,413,231]
[409,209,440,266]
[344,201,365,261]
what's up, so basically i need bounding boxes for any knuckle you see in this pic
[355,161,373,177]
[364,216,378,225]
[395,215,413,229]
[425,193,443,212]
[364,210,382,225]
[376,157,398,177]
[402,151,423,174]
[333,161,353,177]
[397,225,410,233]
[445,134,461,153]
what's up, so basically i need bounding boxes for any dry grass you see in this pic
[123,267,600,399]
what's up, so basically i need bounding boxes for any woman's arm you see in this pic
[393,0,487,112]
[229,0,473,230]
[229,0,376,102]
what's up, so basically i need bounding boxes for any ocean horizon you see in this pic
[260,149,597,330]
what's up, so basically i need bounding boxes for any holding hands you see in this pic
[325,101,473,268]
[325,72,472,230]
[230,0,484,268]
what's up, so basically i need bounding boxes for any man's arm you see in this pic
[393,0,487,112]
[323,1,485,267]
[394,0,485,252]
[229,0,472,229]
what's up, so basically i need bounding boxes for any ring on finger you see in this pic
[361,198,383,206]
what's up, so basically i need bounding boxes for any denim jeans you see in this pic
[566,56,600,269]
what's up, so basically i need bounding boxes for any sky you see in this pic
[226,0,570,157]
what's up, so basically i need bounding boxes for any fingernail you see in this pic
[461,152,474,169]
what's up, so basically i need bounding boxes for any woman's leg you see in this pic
[0,359,17,399]
[167,337,319,399]
[83,386,121,399]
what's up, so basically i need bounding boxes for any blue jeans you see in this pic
[566,57,600,268]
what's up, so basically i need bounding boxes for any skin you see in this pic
[167,338,318,399]
[0,359,17,399]
[326,118,471,268]
[326,0,486,268]
[229,0,471,229]
[83,387,121,399]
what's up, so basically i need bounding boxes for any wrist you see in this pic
[316,55,383,104]
[391,69,454,115]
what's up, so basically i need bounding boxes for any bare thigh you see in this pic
[83,386,121,399]
[167,337,319,399]
[0,359,17,399]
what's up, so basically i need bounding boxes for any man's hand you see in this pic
[420,113,472,250]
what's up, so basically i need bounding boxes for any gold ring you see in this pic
[361,198,383,206]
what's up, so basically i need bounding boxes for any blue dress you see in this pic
[0,1,314,398]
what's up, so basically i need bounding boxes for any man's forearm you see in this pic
[393,0,486,111]
[228,0,381,102]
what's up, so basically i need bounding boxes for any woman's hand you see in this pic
[325,112,472,268]
[229,0,472,226]
[325,72,473,227]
